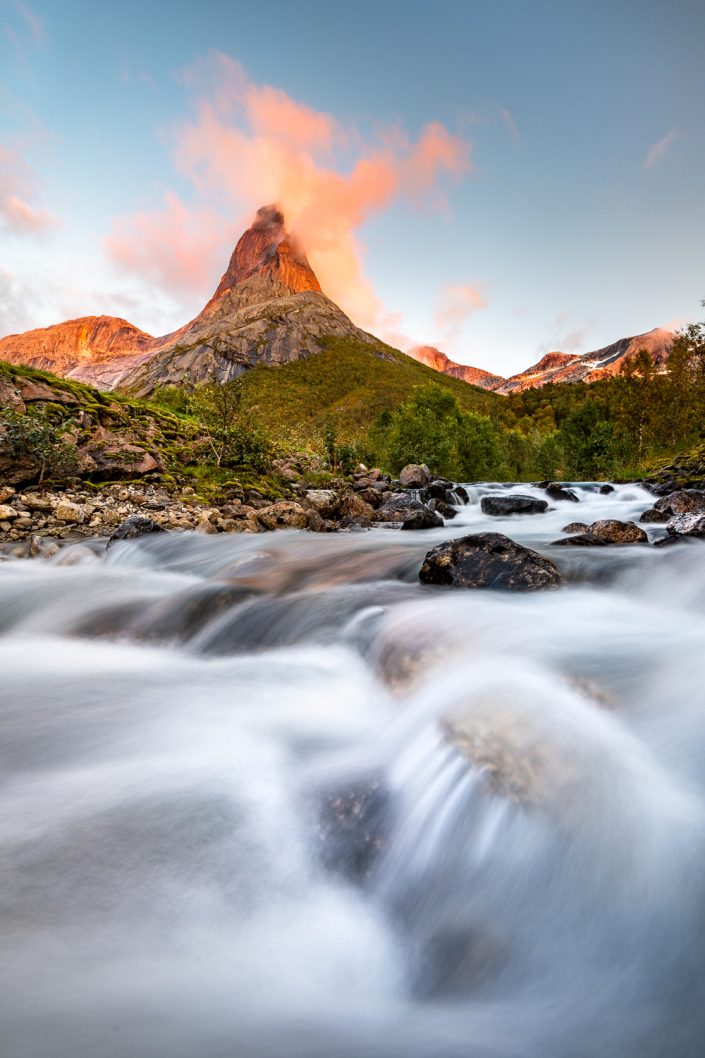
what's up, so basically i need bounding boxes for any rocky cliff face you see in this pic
[407,345,505,391]
[0,204,371,395]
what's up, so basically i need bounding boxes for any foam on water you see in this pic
[0,482,703,1057]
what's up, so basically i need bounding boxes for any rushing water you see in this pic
[1,482,704,1058]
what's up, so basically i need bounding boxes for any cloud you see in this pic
[433,282,487,349]
[106,192,227,298]
[0,145,57,234]
[106,51,474,338]
[498,106,520,142]
[643,129,678,170]
[538,315,591,354]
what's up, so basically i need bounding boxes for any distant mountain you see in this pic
[494,328,676,393]
[406,329,677,395]
[0,205,373,395]
[406,345,505,390]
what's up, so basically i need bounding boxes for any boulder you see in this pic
[544,483,580,503]
[666,512,705,539]
[598,484,615,495]
[401,508,443,530]
[303,489,339,519]
[54,501,85,524]
[480,495,549,517]
[0,503,17,520]
[107,515,165,548]
[0,486,15,503]
[257,501,309,530]
[419,533,563,591]
[375,492,426,523]
[654,490,705,516]
[552,519,647,546]
[399,463,431,488]
[639,508,671,524]
[561,522,589,533]
[337,489,375,522]
[433,499,458,520]
[455,485,470,504]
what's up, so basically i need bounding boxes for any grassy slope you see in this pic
[236,337,500,443]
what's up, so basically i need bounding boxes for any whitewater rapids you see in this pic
[1,482,704,1057]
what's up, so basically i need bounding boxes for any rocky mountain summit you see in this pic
[0,205,373,395]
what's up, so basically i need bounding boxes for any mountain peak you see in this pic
[212,204,322,301]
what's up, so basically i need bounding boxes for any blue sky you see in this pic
[1,0,703,376]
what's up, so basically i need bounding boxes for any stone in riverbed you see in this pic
[401,507,443,530]
[639,508,671,524]
[544,483,580,503]
[399,463,431,488]
[480,495,549,517]
[562,521,589,533]
[419,532,563,591]
[257,501,309,530]
[552,519,647,546]
[107,514,165,548]
[654,489,705,516]
[666,512,705,539]
[599,484,615,494]
[375,492,427,523]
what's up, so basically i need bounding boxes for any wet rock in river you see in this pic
[666,512,705,539]
[552,519,648,546]
[654,489,705,516]
[562,521,589,534]
[401,507,443,531]
[419,532,563,591]
[315,773,391,883]
[480,495,549,517]
[544,483,580,503]
[639,508,671,524]
[107,515,165,548]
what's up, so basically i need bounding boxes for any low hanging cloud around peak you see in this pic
[106,51,474,338]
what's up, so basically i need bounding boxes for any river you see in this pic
[1,482,704,1057]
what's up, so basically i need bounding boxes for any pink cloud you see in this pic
[643,129,678,169]
[0,145,57,234]
[106,52,474,338]
[433,282,487,349]
[106,192,228,297]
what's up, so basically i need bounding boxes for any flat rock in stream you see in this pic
[480,495,549,517]
[419,533,563,592]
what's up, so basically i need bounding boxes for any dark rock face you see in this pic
[455,485,470,504]
[562,521,589,533]
[418,533,563,592]
[598,484,615,494]
[544,483,579,503]
[107,515,165,548]
[553,519,648,546]
[401,508,443,530]
[654,490,705,516]
[666,512,705,539]
[640,508,671,524]
[480,495,549,517]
